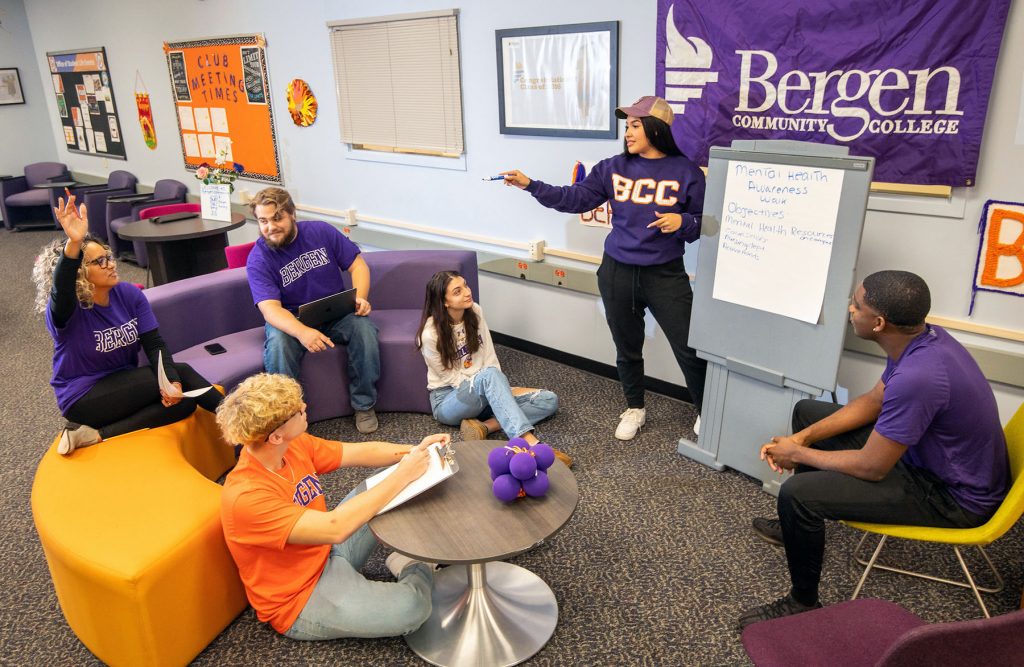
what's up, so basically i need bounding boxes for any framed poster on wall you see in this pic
[163,34,282,183]
[46,47,127,159]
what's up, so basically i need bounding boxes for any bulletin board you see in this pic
[163,34,282,183]
[46,47,127,160]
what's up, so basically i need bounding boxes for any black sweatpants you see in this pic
[778,399,988,605]
[596,253,707,412]
[63,363,222,439]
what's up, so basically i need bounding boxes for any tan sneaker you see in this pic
[57,424,101,456]
[460,418,489,442]
[354,408,378,434]
[615,408,646,440]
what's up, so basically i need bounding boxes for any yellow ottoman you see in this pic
[31,409,247,667]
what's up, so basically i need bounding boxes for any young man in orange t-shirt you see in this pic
[217,373,449,639]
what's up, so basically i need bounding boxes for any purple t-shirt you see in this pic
[45,282,158,413]
[875,325,1009,516]
[246,220,360,313]
[526,153,705,266]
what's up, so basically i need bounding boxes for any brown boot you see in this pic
[460,418,489,442]
[553,448,574,468]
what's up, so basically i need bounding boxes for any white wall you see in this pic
[17,0,1024,421]
[0,0,56,174]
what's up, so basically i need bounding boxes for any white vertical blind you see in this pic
[329,11,464,156]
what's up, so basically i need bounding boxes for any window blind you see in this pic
[329,10,464,156]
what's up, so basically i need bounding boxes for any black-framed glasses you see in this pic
[85,254,116,268]
[265,405,306,440]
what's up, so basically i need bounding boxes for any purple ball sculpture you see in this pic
[488,441,556,502]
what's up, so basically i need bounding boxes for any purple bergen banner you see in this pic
[656,0,1011,186]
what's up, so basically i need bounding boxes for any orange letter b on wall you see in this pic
[979,205,1024,289]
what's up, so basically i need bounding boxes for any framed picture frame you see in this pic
[496,21,618,139]
[0,68,25,106]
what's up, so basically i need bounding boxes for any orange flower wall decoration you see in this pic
[286,79,318,127]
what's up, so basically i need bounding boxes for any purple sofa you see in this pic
[143,249,479,423]
[0,161,69,230]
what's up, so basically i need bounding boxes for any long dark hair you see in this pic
[415,270,480,370]
[622,116,684,158]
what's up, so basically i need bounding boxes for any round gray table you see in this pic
[117,211,246,285]
[369,441,578,667]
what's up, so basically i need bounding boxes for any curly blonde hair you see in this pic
[216,373,305,447]
[32,237,107,314]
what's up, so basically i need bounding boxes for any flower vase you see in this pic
[200,183,232,222]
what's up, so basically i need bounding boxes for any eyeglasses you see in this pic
[85,254,116,268]
[265,405,306,440]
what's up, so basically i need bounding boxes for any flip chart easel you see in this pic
[678,140,874,494]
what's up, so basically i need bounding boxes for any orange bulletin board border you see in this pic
[163,34,282,184]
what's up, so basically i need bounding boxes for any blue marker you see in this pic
[482,175,505,181]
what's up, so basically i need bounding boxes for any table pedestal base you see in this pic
[405,561,558,667]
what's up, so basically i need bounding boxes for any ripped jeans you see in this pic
[429,366,558,439]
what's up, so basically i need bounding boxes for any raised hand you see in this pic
[53,189,89,244]
[500,170,531,189]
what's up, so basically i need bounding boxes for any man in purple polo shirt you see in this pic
[739,270,1009,629]
[246,187,381,433]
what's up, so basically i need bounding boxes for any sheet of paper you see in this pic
[210,107,229,133]
[178,106,195,131]
[182,133,201,157]
[365,443,455,514]
[712,160,845,324]
[193,107,212,133]
[214,135,233,162]
[197,133,216,158]
[157,351,212,398]
[94,131,107,153]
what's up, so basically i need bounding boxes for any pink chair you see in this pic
[224,241,255,269]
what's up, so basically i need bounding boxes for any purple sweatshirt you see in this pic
[526,153,705,266]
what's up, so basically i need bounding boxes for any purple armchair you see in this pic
[143,249,479,423]
[0,162,69,230]
[61,170,139,241]
[107,179,188,267]
[742,598,1024,667]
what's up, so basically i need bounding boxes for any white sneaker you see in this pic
[693,415,701,436]
[615,408,646,441]
[57,424,101,456]
[385,552,437,578]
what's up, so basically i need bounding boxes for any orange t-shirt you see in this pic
[221,432,344,633]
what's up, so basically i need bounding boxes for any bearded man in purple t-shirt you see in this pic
[246,187,380,434]
[738,270,1009,629]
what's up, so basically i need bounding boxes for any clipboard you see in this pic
[366,442,459,515]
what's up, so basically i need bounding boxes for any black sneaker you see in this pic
[752,517,784,547]
[737,594,822,630]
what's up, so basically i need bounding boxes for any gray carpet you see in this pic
[2,226,1021,666]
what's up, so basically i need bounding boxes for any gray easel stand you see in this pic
[677,140,875,495]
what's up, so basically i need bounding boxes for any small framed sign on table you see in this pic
[495,21,618,139]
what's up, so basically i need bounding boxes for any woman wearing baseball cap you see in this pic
[502,95,706,441]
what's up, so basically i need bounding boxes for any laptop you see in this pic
[296,288,358,327]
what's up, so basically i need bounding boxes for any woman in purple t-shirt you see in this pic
[32,192,223,455]
[502,96,707,442]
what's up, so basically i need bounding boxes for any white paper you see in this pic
[75,126,86,148]
[200,183,232,221]
[157,351,212,398]
[178,106,195,131]
[712,160,845,324]
[210,107,229,133]
[365,443,456,514]
[193,107,212,133]
[182,133,201,157]
[86,130,96,153]
[93,131,107,153]
[214,135,233,162]
[197,133,217,158]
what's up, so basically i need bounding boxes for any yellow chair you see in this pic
[845,403,1024,617]
[31,408,248,667]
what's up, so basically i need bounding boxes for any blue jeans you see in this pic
[429,366,559,438]
[284,491,433,640]
[264,314,380,411]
